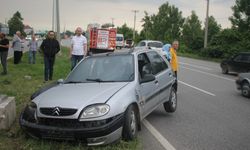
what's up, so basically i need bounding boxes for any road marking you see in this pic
[143,119,176,150]
[179,80,216,96]
[179,62,212,71]
[180,66,235,82]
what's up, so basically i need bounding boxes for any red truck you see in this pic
[89,28,117,53]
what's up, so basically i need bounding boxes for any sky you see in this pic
[0,0,235,32]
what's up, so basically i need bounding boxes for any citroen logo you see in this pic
[52,107,60,116]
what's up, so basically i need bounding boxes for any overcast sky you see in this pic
[0,0,235,32]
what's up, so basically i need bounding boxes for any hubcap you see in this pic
[242,89,249,96]
[130,111,136,135]
[171,90,177,108]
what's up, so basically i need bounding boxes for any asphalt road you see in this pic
[140,57,250,150]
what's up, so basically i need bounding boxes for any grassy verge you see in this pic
[0,47,142,150]
[178,52,222,63]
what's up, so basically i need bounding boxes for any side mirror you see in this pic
[57,79,64,84]
[140,74,155,83]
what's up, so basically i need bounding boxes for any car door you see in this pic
[146,51,173,106]
[137,53,158,117]
[230,54,249,72]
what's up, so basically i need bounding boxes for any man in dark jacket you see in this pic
[40,31,60,82]
[0,33,9,75]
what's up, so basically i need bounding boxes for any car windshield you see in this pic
[148,42,163,48]
[65,54,134,83]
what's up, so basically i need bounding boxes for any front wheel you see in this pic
[164,88,177,113]
[242,82,250,98]
[122,105,138,141]
[222,65,228,74]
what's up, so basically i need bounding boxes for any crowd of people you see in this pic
[0,27,179,84]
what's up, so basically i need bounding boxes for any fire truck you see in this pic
[89,28,117,53]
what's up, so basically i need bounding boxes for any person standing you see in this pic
[169,40,179,78]
[0,33,10,75]
[40,31,60,82]
[27,35,38,64]
[12,31,22,64]
[70,27,87,70]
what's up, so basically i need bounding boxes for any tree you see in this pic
[229,0,250,33]
[182,11,203,50]
[8,11,24,36]
[117,23,138,41]
[151,2,184,43]
[140,11,154,40]
[101,23,114,28]
[207,16,221,44]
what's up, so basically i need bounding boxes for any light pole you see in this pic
[55,0,60,42]
[132,10,139,41]
[204,0,209,48]
[111,18,114,27]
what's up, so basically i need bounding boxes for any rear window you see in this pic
[148,42,163,48]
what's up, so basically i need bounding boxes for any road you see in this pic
[140,57,250,150]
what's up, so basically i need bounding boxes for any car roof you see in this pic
[139,40,163,43]
[90,48,157,57]
[238,52,250,55]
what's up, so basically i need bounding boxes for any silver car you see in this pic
[19,48,177,146]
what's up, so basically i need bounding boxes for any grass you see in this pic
[0,47,142,150]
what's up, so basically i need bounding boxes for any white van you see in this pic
[116,34,124,49]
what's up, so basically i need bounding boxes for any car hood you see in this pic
[34,82,129,109]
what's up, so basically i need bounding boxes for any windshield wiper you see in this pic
[86,78,104,82]
[86,78,116,82]
[65,81,84,84]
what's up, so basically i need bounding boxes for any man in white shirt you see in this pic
[70,27,87,70]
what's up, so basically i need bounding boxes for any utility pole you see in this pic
[55,0,60,42]
[52,0,55,31]
[132,10,139,41]
[204,0,209,48]
[111,18,114,27]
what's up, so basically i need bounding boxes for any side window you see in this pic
[138,53,152,78]
[146,51,168,75]
[138,42,146,47]
[234,54,242,62]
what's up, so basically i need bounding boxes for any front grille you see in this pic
[40,107,77,116]
[38,117,115,128]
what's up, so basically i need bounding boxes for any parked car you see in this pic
[236,73,250,98]
[221,52,250,74]
[19,48,177,146]
[136,40,164,55]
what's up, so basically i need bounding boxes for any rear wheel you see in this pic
[222,65,228,74]
[164,88,177,113]
[122,105,138,141]
[242,82,250,98]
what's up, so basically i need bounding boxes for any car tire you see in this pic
[222,65,228,74]
[164,87,177,113]
[242,82,250,98]
[122,105,138,141]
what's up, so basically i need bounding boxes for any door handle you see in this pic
[154,80,158,84]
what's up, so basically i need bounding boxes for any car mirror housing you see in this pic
[140,74,155,83]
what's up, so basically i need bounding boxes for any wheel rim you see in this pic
[130,110,136,135]
[242,88,249,96]
[171,90,177,108]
